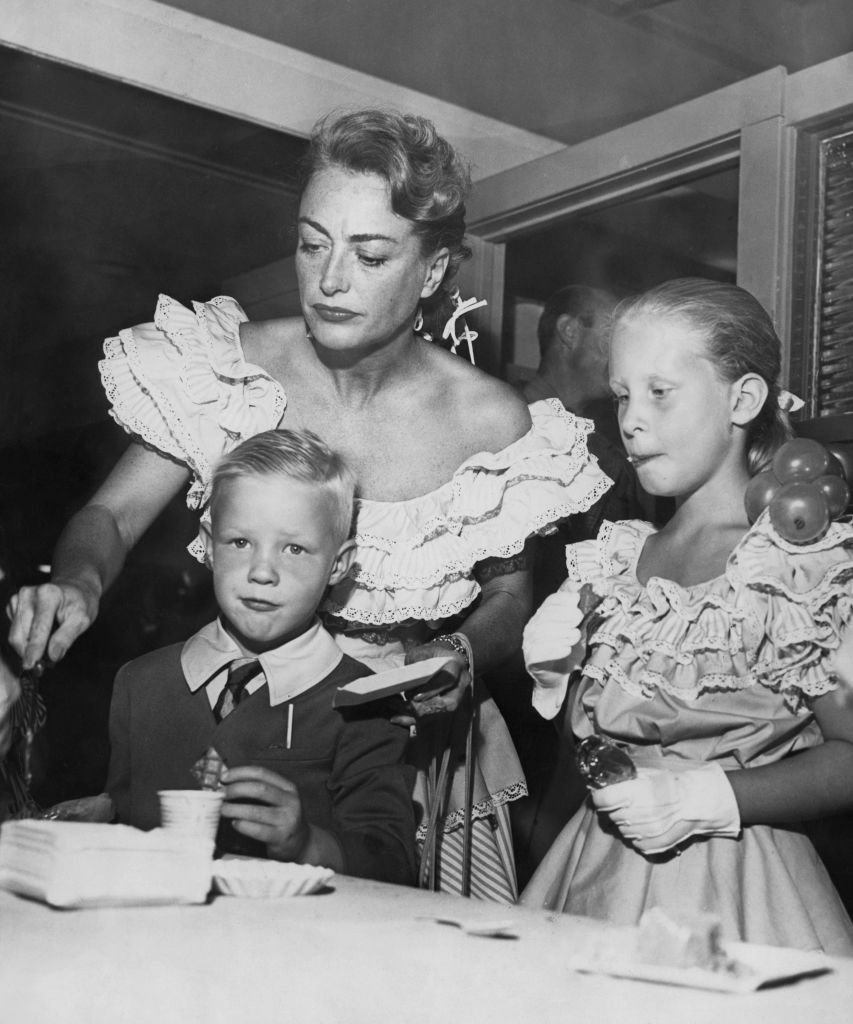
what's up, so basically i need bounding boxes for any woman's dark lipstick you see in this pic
[313,304,358,322]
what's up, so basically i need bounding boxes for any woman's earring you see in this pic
[413,308,424,333]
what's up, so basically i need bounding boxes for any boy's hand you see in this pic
[220,765,309,862]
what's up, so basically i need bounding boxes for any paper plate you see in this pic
[568,939,832,993]
[213,859,334,898]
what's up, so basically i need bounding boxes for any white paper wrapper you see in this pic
[0,820,214,907]
[158,789,224,841]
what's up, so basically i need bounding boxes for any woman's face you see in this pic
[296,166,448,355]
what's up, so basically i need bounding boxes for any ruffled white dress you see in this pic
[521,515,853,954]
[99,295,611,901]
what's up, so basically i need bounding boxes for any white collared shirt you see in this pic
[181,617,344,710]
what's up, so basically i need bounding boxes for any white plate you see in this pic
[213,859,334,898]
[568,938,833,993]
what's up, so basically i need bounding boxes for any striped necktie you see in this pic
[213,658,262,722]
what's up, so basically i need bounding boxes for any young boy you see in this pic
[106,429,416,885]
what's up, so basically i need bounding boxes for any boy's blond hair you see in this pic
[210,429,355,545]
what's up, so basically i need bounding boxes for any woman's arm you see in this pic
[8,442,190,668]
[727,684,853,824]
[405,551,533,715]
[459,553,534,673]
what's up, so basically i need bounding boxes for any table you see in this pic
[3,875,852,1024]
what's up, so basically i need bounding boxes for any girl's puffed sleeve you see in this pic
[565,518,656,587]
[99,294,286,511]
[731,511,853,708]
[525,520,653,718]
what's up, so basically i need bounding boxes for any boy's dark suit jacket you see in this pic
[106,643,416,885]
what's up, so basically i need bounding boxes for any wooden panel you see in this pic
[736,115,796,357]
[814,131,853,417]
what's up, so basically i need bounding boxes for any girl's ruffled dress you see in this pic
[99,295,611,902]
[521,516,853,954]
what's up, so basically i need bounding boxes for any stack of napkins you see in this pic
[0,820,213,907]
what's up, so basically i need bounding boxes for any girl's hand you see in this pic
[7,581,99,670]
[523,583,586,719]
[220,765,309,862]
[591,761,740,856]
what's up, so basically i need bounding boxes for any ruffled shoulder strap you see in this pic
[727,510,853,701]
[566,518,655,585]
[323,398,613,626]
[450,398,614,542]
[99,295,286,508]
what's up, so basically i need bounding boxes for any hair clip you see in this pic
[442,287,487,365]
[777,389,805,413]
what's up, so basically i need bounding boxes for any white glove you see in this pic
[592,760,741,856]
[523,582,585,720]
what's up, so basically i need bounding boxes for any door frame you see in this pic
[467,67,792,362]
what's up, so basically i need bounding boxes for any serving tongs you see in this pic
[2,658,49,816]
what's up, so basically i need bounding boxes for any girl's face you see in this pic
[296,166,448,355]
[610,312,741,499]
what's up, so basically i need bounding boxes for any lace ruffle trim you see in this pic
[99,294,285,510]
[318,405,610,624]
[566,518,655,584]
[415,781,528,839]
[574,516,853,706]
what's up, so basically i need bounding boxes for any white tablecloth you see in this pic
[2,874,852,1024]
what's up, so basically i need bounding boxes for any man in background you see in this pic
[522,284,654,588]
[523,285,619,440]
[496,284,656,887]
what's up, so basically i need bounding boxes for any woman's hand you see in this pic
[591,761,741,856]
[8,445,191,670]
[7,580,99,670]
[389,641,470,726]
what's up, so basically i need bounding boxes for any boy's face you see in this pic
[203,474,353,655]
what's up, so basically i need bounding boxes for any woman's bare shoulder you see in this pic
[422,345,531,448]
[240,315,308,370]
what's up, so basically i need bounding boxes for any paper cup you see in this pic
[158,789,224,842]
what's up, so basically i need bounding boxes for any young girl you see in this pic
[521,278,853,955]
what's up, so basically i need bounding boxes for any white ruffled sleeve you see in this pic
[99,294,286,511]
[323,399,613,626]
[730,511,853,705]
